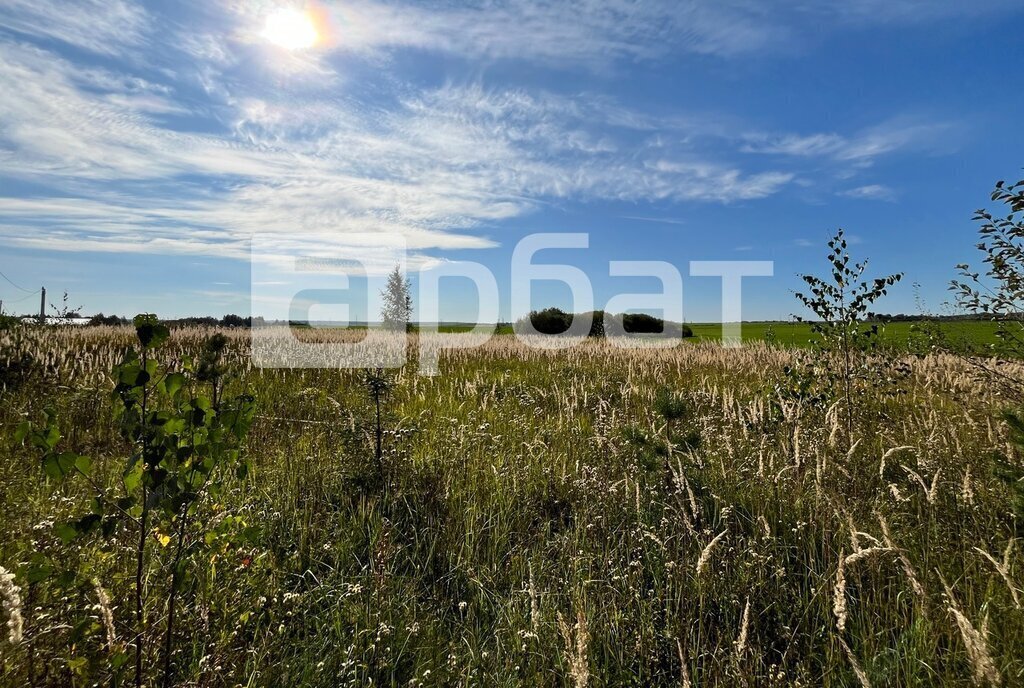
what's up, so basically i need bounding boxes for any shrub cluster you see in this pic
[514,307,693,338]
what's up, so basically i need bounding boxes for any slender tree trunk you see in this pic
[161,509,190,688]
[135,350,149,688]
[163,379,215,688]
[844,329,853,448]
[27,583,36,687]
[841,291,854,451]
[135,491,148,687]
[374,389,382,467]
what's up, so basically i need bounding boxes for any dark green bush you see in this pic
[608,313,693,338]
[515,309,693,338]
[0,313,20,331]
[87,313,128,326]
[622,312,663,333]
[514,308,572,335]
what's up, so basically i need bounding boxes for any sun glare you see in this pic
[262,8,319,51]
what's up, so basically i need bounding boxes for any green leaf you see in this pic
[123,460,144,492]
[55,522,79,543]
[41,454,59,481]
[25,562,53,584]
[74,513,101,536]
[116,360,142,387]
[14,421,31,444]
[42,452,77,480]
[34,423,61,451]
[74,454,92,476]
[162,372,187,399]
[58,452,77,475]
[101,516,119,538]
[133,313,169,349]
[25,553,53,584]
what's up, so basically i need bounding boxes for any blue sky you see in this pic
[0,0,1022,322]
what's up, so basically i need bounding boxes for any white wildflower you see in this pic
[0,566,24,645]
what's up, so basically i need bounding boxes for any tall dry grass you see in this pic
[0,326,1022,685]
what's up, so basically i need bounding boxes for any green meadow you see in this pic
[444,320,1010,353]
[3,322,1024,686]
[687,320,1007,350]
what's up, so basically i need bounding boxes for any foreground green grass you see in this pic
[1,327,1023,686]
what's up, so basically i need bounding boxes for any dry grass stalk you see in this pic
[838,636,872,688]
[528,563,540,632]
[676,638,692,688]
[961,466,975,506]
[793,426,802,468]
[927,467,942,504]
[879,445,915,478]
[975,539,1021,609]
[833,553,848,633]
[558,607,590,688]
[843,547,892,567]
[696,530,728,578]
[93,578,117,652]
[877,513,926,602]
[733,596,751,659]
[901,464,942,504]
[941,578,1000,686]
[844,513,881,553]
[845,513,861,552]
[669,460,699,536]
[888,483,909,502]
[827,403,841,448]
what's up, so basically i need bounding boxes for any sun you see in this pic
[262,8,319,50]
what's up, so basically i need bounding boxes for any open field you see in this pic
[451,320,1009,353]
[685,321,1008,350]
[2,325,1024,686]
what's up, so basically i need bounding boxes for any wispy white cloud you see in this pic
[0,0,148,56]
[740,133,847,157]
[740,119,956,164]
[221,0,1017,68]
[839,184,897,201]
[276,0,785,65]
[0,0,992,266]
[1,0,1015,73]
[815,0,1021,24]
[0,39,799,258]
[619,215,687,226]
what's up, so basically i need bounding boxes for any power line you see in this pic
[2,289,42,305]
[0,268,36,293]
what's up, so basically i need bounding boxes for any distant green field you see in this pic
[396,320,1014,351]
[687,320,1007,349]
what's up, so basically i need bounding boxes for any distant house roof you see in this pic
[21,317,91,326]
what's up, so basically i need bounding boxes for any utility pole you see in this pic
[39,286,46,324]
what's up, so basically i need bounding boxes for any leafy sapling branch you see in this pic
[951,177,1024,361]
[17,315,254,688]
[793,228,903,447]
